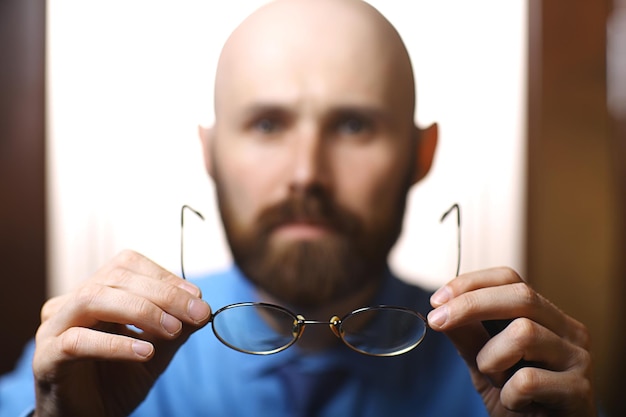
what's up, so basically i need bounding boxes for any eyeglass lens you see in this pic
[212,303,299,355]
[211,303,426,356]
[340,307,427,356]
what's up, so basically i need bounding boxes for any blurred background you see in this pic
[1,0,624,415]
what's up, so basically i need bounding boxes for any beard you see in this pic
[214,177,410,309]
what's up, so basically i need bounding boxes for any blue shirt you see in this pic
[0,266,488,417]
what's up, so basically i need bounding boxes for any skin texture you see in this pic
[32,1,596,416]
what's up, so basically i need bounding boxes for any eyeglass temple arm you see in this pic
[442,203,530,375]
[180,205,205,280]
[440,203,461,277]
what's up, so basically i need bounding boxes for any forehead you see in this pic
[235,39,389,107]
[214,2,414,119]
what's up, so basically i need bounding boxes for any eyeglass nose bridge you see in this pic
[294,315,344,340]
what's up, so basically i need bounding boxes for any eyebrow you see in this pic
[237,102,392,124]
[238,103,290,121]
[329,105,390,124]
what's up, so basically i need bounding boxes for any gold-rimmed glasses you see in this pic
[179,204,460,356]
[209,302,426,356]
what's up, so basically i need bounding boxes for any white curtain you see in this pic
[46,0,527,296]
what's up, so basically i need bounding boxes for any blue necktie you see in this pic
[276,363,349,417]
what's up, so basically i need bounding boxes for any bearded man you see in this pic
[0,1,597,416]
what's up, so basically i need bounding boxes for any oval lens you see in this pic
[340,307,426,356]
[212,303,299,355]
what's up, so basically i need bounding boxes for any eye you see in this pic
[253,118,279,134]
[335,114,373,137]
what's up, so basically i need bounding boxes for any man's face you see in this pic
[206,2,420,309]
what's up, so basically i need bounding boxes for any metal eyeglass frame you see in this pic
[179,203,461,356]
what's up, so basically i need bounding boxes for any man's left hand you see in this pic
[427,267,596,417]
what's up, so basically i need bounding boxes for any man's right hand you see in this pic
[32,250,212,417]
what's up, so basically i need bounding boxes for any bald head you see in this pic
[214,0,416,126]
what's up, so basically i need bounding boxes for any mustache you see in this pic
[255,192,361,237]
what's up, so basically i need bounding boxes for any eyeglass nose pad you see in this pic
[329,315,342,338]
[293,315,306,338]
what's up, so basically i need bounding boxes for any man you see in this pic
[0,0,597,416]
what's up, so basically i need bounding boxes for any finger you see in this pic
[431,267,523,307]
[439,321,490,368]
[64,327,154,361]
[42,284,210,340]
[439,317,593,408]
[99,250,202,297]
[477,318,583,375]
[41,251,202,324]
[476,317,590,388]
[500,367,595,414]
[428,282,588,346]
[437,323,497,395]
[440,320,520,390]
[32,326,155,379]
[95,270,211,326]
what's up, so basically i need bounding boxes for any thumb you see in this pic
[430,318,516,391]
[433,322,499,397]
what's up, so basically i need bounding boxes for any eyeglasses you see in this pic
[180,203,461,356]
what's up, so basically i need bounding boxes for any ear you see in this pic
[412,122,438,185]
[198,124,215,179]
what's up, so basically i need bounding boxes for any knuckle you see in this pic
[508,317,537,346]
[108,265,134,286]
[40,297,60,322]
[134,296,159,322]
[511,367,540,397]
[97,250,134,277]
[73,284,104,311]
[58,328,129,359]
[571,345,593,372]
[511,282,539,308]
[34,321,51,345]
[497,266,522,283]
[500,368,539,411]
[572,321,591,350]
[73,284,102,309]
[115,249,143,265]
[107,335,126,356]
[161,283,183,307]
[456,291,482,317]
[59,328,83,358]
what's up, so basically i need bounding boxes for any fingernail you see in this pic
[428,306,448,329]
[188,299,211,323]
[161,312,182,335]
[431,286,451,306]
[132,341,153,358]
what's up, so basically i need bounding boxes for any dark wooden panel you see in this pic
[608,104,626,417]
[0,0,46,373]
[527,0,623,415]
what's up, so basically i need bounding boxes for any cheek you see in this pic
[213,148,253,225]
[332,146,411,219]
[215,143,288,226]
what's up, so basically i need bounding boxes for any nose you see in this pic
[288,127,329,194]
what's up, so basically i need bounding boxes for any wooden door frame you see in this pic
[0,0,47,373]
